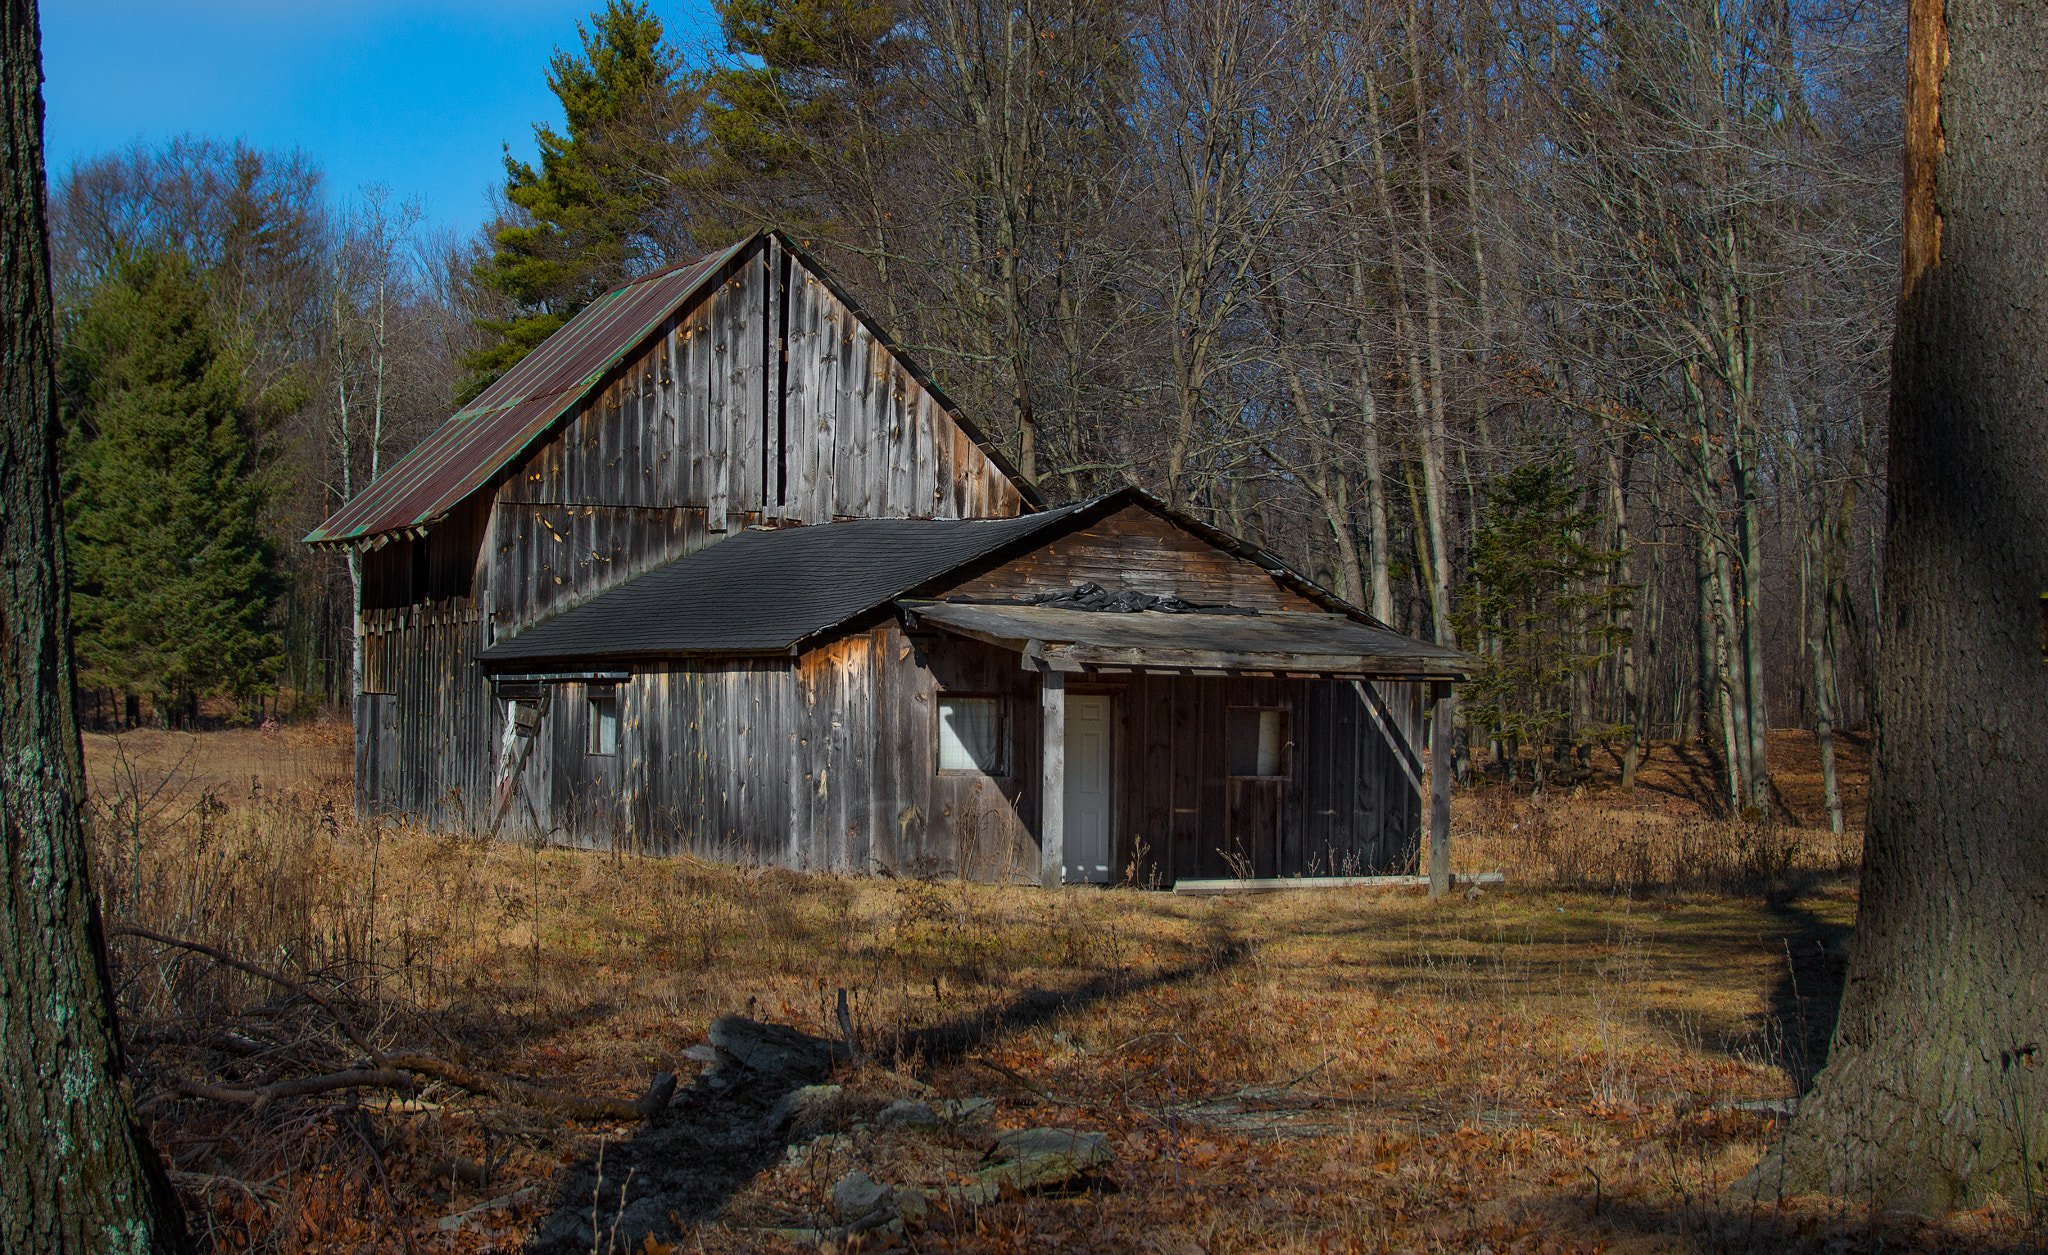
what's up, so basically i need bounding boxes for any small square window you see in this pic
[938,695,1008,775]
[588,686,619,756]
[1228,707,1290,777]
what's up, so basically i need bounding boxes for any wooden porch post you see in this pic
[1041,671,1066,889]
[1430,680,1453,899]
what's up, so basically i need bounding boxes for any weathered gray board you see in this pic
[1173,872,1505,896]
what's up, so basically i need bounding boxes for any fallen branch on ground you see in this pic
[967,1056,1094,1108]
[165,1056,666,1123]
[170,1069,422,1106]
[382,1053,664,1123]
[113,924,383,1063]
[120,925,669,1123]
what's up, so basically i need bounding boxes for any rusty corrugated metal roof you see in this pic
[304,237,753,548]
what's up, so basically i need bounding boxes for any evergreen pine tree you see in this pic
[464,2,683,398]
[61,251,282,721]
[705,0,912,183]
[1455,464,1633,789]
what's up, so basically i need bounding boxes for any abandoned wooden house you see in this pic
[308,230,1473,886]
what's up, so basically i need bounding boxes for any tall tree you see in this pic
[465,1,684,396]
[62,252,282,720]
[0,0,189,1247]
[1455,463,1631,790]
[1757,0,2047,1209]
[325,189,428,699]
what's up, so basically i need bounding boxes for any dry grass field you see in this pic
[81,725,2044,1254]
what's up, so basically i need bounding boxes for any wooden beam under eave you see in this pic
[1040,672,1066,890]
[1047,642,1458,677]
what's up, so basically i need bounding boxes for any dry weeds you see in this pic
[84,728,2043,1254]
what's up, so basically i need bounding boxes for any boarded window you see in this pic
[938,696,1007,775]
[1227,707,1290,777]
[588,686,619,755]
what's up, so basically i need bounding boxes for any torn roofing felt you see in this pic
[479,502,1097,664]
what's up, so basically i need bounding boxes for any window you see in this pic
[588,686,619,755]
[1227,707,1291,777]
[938,695,1007,775]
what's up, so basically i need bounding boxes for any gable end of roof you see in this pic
[306,230,1043,550]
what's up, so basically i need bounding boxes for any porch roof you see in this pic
[897,600,1475,680]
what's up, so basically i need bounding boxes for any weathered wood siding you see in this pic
[355,234,1027,827]
[483,626,1035,880]
[477,623,1419,883]
[937,504,1322,610]
[1111,675,1423,883]
[486,236,1026,639]
[355,495,496,828]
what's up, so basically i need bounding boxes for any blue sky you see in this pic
[42,0,720,243]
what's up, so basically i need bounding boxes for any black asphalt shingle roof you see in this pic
[479,502,1094,665]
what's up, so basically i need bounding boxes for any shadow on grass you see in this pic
[526,919,1251,1253]
[1571,1192,2046,1255]
[1620,887,1850,1087]
[1756,893,1852,1093]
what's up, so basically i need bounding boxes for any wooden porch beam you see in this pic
[1046,642,1451,676]
[1429,680,1454,899]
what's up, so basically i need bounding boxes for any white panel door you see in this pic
[1063,695,1114,883]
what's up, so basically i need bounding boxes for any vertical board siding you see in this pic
[355,595,1427,884]
[1091,674,1420,886]
[350,235,1065,856]
[938,505,1323,609]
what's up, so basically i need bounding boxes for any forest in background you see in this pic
[49,0,1900,823]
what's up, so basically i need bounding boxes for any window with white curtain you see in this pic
[938,695,1007,775]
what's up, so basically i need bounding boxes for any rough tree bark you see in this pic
[1755,0,2047,1211]
[0,2,189,1248]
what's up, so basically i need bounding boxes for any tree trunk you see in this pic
[1,3,189,1247]
[1346,253,1396,623]
[1606,440,1642,789]
[1758,0,2048,1209]
[1734,445,1771,811]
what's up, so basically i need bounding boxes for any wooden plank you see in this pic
[1353,679,1425,794]
[1135,676,1171,884]
[767,235,788,516]
[1280,680,1303,876]
[927,391,955,518]
[1175,872,1504,895]
[700,302,730,527]
[799,270,835,520]
[726,261,761,514]
[842,316,874,518]
[617,365,641,508]
[884,359,912,518]
[1045,644,1451,676]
